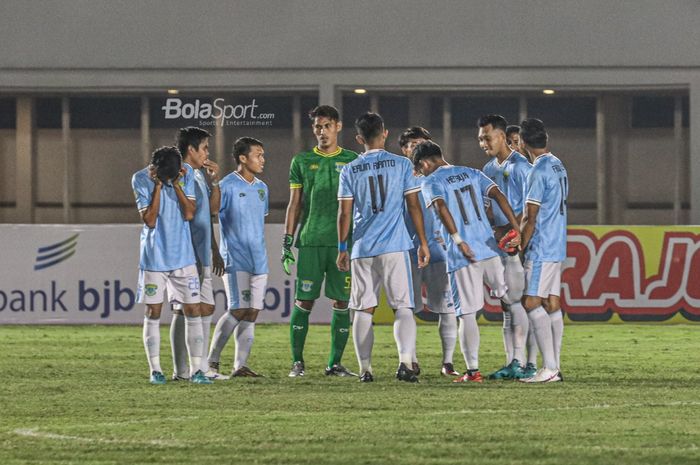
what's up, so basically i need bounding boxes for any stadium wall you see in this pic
[1,224,698,325]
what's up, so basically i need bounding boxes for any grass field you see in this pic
[0,324,699,465]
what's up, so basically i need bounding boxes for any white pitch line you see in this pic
[13,428,182,447]
[445,400,700,415]
[93,415,200,427]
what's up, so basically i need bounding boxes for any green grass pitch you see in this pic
[0,324,699,465]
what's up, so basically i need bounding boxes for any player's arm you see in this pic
[405,191,430,268]
[173,167,196,221]
[520,201,540,255]
[431,198,475,262]
[210,222,225,276]
[140,166,162,229]
[204,159,221,215]
[487,187,521,246]
[336,198,352,272]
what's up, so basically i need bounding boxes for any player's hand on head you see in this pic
[336,251,350,272]
[458,242,476,262]
[148,165,162,185]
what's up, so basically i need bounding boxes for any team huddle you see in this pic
[132,104,568,385]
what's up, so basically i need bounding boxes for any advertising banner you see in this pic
[1,225,699,324]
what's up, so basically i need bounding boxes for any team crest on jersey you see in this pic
[503,170,510,179]
[301,280,314,292]
[242,290,251,302]
[309,164,319,170]
[335,162,346,173]
[257,189,265,201]
[145,284,158,297]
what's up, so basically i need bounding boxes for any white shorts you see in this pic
[350,251,414,311]
[137,265,200,305]
[524,261,562,298]
[502,255,525,305]
[450,256,507,316]
[411,261,454,314]
[198,266,215,305]
[223,271,268,310]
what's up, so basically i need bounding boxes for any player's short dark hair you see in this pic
[232,137,264,164]
[520,118,548,149]
[411,140,443,169]
[355,112,385,141]
[308,105,340,122]
[477,114,508,133]
[398,126,432,148]
[176,127,211,159]
[151,146,182,183]
[506,125,520,138]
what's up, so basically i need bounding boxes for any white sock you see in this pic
[438,313,457,364]
[353,310,374,374]
[510,302,528,365]
[208,311,239,364]
[527,306,556,370]
[200,315,213,373]
[458,313,480,370]
[527,325,539,366]
[549,310,564,370]
[233,320,255,370]
[143,317,161,374]
[169,313,188,377]
[185,316,204,377]
[393,308,416,366]
[502,308,514,364]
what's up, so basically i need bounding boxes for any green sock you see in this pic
[328,307,350,367]
[290,305,310,363]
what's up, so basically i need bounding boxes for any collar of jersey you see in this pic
[233,171,257,185]
[495,151,516,168]
[313,146,343,157]
[361,148,384,156]
[532,152,552,164]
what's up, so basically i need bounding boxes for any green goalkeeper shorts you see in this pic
[295,246,351,302]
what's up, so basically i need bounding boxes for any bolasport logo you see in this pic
[161,98,275,127]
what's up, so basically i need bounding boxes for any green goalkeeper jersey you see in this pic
[289,146,358,247]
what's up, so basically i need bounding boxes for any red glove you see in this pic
[498,228,519,255]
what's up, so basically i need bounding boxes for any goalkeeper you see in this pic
[282,105,358,378]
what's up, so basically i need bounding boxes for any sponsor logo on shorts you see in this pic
[188,277,200,290]
[145,284,158,297]
[301,280,314,292]
[292,325,305,331]
[339,328,349,333]
[239,192,246,197]
[191,292,198,297]
[335,162,346,173]
[257,189,265,201]
[242,290,251,302]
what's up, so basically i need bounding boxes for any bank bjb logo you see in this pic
[145,284,158,297]
[34,234,79,271]
[301,280,313,292]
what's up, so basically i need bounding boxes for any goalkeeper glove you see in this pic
[281,234,296,275]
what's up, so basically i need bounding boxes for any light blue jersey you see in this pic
[482,151,532,227]
[132,164,196,272]
[525,153,568,262]
[421,165,500,273]
[189,165,212,267]
[404,176,446,264]
[219,171,269,274]
[338,149,420,259]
